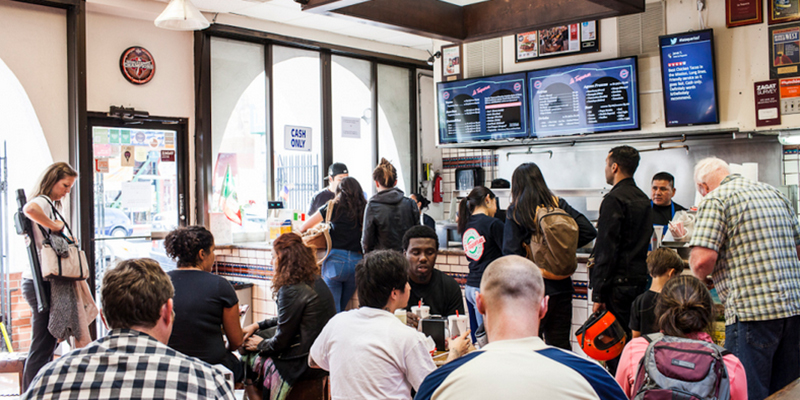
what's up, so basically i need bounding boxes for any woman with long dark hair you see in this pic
[502,162,597,350]
[21,162,79,390]
[301,177,367,312]
[457,186,504,339]
[165,226,244,383]
[361,158,419,253]
[615,276,747,399]
[241,233,336,400]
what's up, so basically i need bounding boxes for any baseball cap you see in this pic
[328,162,348,178]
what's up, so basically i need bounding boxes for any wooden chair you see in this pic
[0,352,27,395]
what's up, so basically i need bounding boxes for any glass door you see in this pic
[88,114,189,332]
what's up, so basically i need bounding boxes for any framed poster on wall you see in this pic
[727,0,763,27]
[769,0,800,25]
[442,44,462,81]
[515,21,599,63]
[770,22,800,79]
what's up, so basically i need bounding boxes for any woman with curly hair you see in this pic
[165,225,244,383]
[241,233,336,400]
[301,177,367,312]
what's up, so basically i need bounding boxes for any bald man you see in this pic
[416,256,626,400]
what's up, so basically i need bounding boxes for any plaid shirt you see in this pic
[690,174,800,324]
[22,329,235,400]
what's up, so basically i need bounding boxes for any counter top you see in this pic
[216,242,272,251]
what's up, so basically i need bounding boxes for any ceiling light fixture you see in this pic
[155,0,210,31]
[427,50,441,66]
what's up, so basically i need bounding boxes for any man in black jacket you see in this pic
[590,146,653,372]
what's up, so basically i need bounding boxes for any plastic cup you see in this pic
[411,305,430,320]
[394,309,407,324]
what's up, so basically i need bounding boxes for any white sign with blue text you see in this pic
[284,125,312,151]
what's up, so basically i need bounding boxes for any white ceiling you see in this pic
[187,0,440,51]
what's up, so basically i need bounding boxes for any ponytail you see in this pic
[457,186,495,234]
[655,275,716,337]
[372,158,397,188]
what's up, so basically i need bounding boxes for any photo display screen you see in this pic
[527,57,639,138]
[437,72,529,144]
[659,29,719,127]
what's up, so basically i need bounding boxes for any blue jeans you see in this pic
[725,316,800,400]
[465,285,482,343]
[322,249,360,312]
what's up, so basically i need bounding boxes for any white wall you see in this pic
[430,0,794,138]
[0,0,68,162]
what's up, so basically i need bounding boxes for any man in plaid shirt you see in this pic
[689,157,800,400]
[22,258,235,400]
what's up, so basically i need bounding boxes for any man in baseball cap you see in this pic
[307,162,349,215]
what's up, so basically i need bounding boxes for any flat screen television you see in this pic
[437,72,529,144]
[659,29,719,127]
[527,56,640,138]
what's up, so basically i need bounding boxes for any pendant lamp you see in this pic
[155,0,210,31]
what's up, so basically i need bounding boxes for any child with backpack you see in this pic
[615,275,747,400]
[629,247,685,338]
[458,186,504,341]
[501,163,597,350]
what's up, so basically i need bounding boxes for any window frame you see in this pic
[195,24,429,226]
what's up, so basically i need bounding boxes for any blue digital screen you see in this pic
[437,73,529,144]
[659,29,719,127]
[527,57,639,138]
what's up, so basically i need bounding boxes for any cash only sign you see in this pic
[284,125,312,151]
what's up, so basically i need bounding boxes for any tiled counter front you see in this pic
[213,245,592,355]
[214,244,277,323]
[438,249,594,355]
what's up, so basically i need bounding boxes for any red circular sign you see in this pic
[120,46,155,85]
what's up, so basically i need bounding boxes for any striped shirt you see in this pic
[690,174,800,324]
[22,329,235,400]
[415,336,626,400]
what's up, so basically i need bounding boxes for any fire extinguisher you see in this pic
[432,173,443,203]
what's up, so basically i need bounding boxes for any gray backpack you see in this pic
[632,333,731,400]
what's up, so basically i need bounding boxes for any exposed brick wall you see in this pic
[6,272,32,352]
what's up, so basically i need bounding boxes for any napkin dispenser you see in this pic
[420,316,447,352]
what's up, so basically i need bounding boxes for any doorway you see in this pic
[87,113,189,331]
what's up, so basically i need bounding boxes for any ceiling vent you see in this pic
[465,38,502,78]
[618,0,665,58]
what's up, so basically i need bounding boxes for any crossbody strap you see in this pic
[36,196,74,242]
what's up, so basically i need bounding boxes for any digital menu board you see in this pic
[659,29,720,127]
[437,72,529,144]
[527,57,639,138]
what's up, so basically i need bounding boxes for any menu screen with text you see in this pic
[659,29,719,127]
[527,57,639,138]
[437,73,529,144]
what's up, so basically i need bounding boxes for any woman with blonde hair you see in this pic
[241,233,336,400]
[21,162,78,390]
[361,158,419,253]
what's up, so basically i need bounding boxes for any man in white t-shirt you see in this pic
[309,250,468,400]
[416,256,627,400]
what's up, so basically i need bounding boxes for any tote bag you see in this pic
[37,197,89,281]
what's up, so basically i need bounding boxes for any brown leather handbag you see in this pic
[302,200,334,264]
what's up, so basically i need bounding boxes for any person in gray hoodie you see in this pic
[361,158,419,253]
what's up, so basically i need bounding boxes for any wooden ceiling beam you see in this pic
[302,0,644,43]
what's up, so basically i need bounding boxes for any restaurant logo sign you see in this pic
[120,46,155,85]
[462,228,485,261]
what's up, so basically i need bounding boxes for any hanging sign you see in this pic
[120,46,155,85]
[284,125,312,152]
[341,117,361,139]
[161,150,175,162]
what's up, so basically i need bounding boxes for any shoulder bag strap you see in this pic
[38,196,75,240]
[318,200,335,265]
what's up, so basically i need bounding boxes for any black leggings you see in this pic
[539,292,573,350]
[22,279,58,391]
